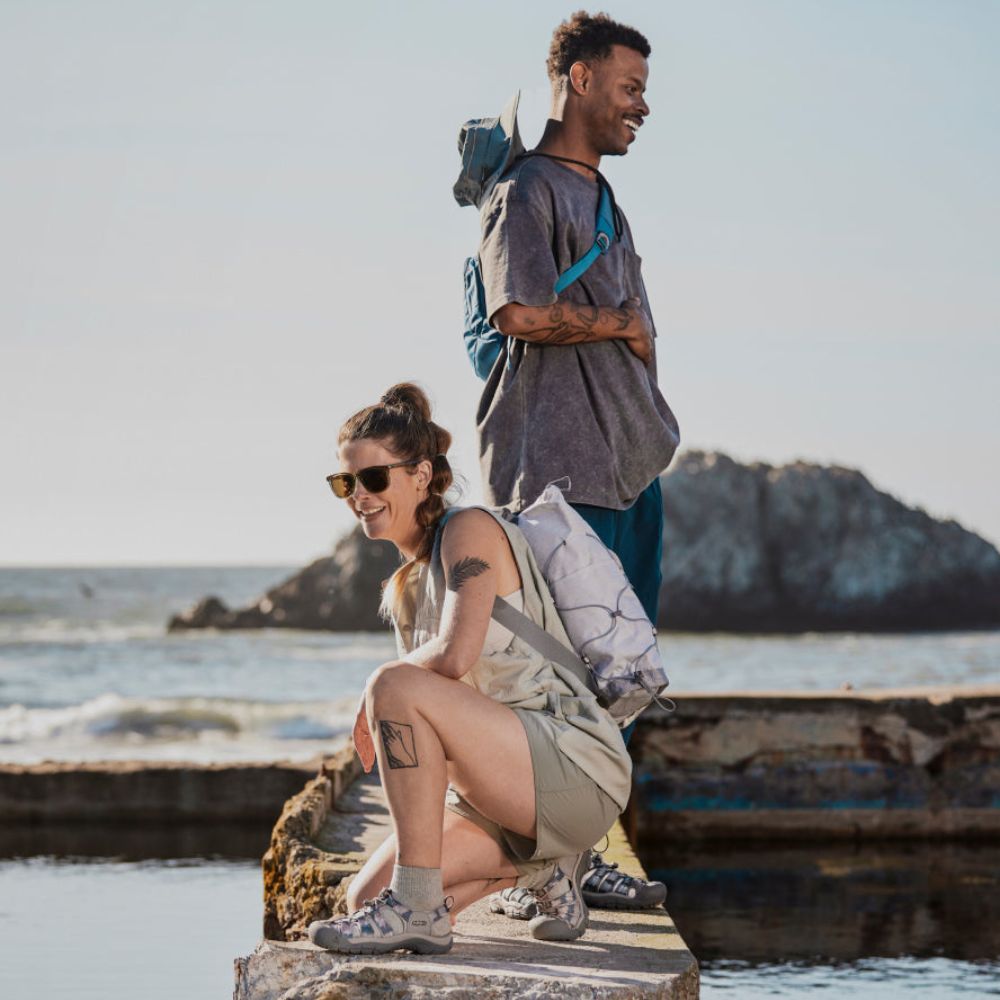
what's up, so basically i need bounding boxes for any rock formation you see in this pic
[660,451,1000,631]
[168,530,398,633]
[170,451,1000,633]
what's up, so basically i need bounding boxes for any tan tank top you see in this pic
[391,508,631,811]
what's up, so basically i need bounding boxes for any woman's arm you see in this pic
[353,510,516,770]
[405,509,521,680]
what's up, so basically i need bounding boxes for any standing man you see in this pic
[477,12,680,924]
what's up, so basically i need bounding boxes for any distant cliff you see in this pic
[169,451,1000,633]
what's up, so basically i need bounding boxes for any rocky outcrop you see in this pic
[262,741,364,941]
[168,529,398,632]
[171,451,1000,633]
[660,451,1000,631]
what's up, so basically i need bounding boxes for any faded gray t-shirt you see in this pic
[476,155,680,511]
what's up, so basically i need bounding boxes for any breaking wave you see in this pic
[0,693,360,764]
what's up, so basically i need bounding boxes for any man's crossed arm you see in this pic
[492,297,653,364]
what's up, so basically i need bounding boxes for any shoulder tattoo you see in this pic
[447,555,491,592]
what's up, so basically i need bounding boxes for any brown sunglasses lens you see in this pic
[327,465,393,499]
[327,474,354,499]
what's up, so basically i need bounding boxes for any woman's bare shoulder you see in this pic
[441,507,507,549]
[439,508,520,593]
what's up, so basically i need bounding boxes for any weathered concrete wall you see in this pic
[628,685,1000,843]
[8,687,998,845]
[262,741,364,941]
[0,816,271,860]
[244,750,699,999]
[0,757,324,823]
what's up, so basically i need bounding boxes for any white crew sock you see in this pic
[389,863,444,912]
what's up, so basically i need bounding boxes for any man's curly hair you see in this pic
[547,10,651,82]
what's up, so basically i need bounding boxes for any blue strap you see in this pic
[553,242,604,294]
[553,182,615,294]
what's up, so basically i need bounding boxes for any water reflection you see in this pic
[645,841,1000,964]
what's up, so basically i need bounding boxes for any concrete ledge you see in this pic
[628,685,1000,842]
[236,921,698,999]
[0,757,326,823]
[242,753,698,998]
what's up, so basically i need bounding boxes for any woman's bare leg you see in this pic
[446,876,516,918]
[347,812,519,918]
[365,661,536,870]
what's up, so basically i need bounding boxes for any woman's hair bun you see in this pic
[379,382,432,422]
[430,423,452,458]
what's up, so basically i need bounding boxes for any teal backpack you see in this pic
[454,93,620,381]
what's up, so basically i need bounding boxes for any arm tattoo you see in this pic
[447,555,491,592]
[378,719,419,769]
[607,307,631,331]
[526,304,574,344]
[575,306,600,331]
[522,304,630,345]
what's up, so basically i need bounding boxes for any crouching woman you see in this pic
[307,383,630,955]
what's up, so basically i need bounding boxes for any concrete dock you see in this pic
[236,743,699,999]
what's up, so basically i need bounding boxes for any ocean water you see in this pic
[0,856,262,1000]
[0,566,387,763]
[2,566,999,998]
[1,566,998,764]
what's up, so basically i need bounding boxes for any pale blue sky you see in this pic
[2,0,998,565]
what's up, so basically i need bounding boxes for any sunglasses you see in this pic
[325,459,423,499]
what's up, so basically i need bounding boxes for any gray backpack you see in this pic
[494,484,671,727]
[439,485,671,728]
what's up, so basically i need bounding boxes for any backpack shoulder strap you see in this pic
[491,595,595,694]
[433,508,595,694]
[553,183,615,293]
[516,152,620,295]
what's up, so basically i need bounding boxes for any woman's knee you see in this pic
[366,660,423,714]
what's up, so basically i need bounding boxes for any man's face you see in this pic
[580,44,650,157]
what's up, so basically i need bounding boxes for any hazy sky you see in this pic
[2,0,998,565]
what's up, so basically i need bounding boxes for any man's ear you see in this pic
[569,61,590,96]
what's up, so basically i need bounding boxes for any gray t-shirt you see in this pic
[476,155,680,511]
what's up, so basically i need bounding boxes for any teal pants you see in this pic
[570,477,663,622]
[570,477,664,746]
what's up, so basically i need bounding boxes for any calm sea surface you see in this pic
[1,566,998,997]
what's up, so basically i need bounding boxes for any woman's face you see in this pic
[337,437,430,555]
